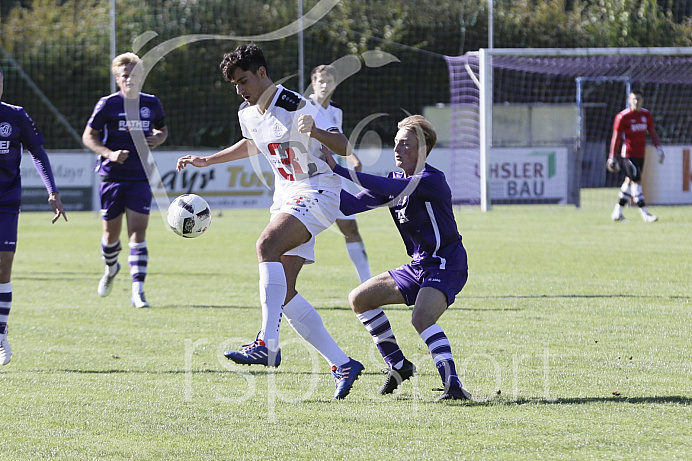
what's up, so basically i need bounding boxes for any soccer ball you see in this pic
[167,194,212,238]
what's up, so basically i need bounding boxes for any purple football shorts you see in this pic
[388,263,468,307]
[99,179,152,220]
[0,211,19,252]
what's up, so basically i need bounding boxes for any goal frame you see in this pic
[478,47,692,211]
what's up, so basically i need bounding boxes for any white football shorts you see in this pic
[270,186,340,264]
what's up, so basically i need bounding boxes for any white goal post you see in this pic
[449,47,692,211]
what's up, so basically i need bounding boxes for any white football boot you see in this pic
[98,262,120,297]
[639,208,658,223]
[131,291,150,308]
[611,205,627,222]
[0,331,12,366]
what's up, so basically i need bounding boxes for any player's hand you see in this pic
[48,193,68,224]
[606,158,620,173]
[297,114,315,136]
[176,155,205,171]
[110,149,129,164]
[146,134,164,148]
[657,146,665,164]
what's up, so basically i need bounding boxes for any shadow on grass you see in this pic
[479,395,692,405]
[15,273,94,282]
[161,304,257,310]
[467,294,691,300]
[51,368,356,376]
[159,304,364,311]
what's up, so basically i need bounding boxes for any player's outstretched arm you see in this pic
[176,139,258,171]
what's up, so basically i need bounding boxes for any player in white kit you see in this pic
[176,44,363,400]
[308,64,371,284]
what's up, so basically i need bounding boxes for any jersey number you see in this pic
[268,141,317,181]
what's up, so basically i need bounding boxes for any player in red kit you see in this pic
[607,90,664,222]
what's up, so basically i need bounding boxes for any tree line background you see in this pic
[1,0,691,150]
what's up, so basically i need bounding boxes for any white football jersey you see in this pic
[308,95,343,131]
[239,85,342,195]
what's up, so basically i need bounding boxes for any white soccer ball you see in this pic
[167,194,212,238]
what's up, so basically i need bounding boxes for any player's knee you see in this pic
[338,220,360,240]
[411,311,433,334]
[256,235,278,261]
[348,289,367,314]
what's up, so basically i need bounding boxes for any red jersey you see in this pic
[610,108,661,159]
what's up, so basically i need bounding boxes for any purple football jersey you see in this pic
[0,102,57,210]
[335,163,467,272]
[87,92,165,181]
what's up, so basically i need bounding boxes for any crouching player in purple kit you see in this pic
[82,53,168,308]
[0,66,67,365]
[322,115,472,401]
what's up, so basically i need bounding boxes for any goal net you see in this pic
[446,48,692,210]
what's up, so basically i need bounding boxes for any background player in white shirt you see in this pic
[176,44,363,400]
[309,65,371,284]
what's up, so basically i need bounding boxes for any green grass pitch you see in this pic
[2,194,691,459]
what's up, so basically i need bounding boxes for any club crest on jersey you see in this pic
[0,122,12,137]
[273,122,285,138]
[140,107,151,119]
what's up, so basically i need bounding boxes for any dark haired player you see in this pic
[0,66,67,365]
[607,90,664,222]
[176,44,363,400]
[323,115,473,401]
[83,52,168,308]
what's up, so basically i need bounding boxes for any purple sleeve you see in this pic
[333,163,409,196]
[339,189,388,215]
[153,96,166,129]
[30,146,59,194]
[86,98,107,131]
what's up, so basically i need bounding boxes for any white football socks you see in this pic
[0,282,11,326]
[258,262,286,351]
[283,293,349,367]
[345,241,371,283]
